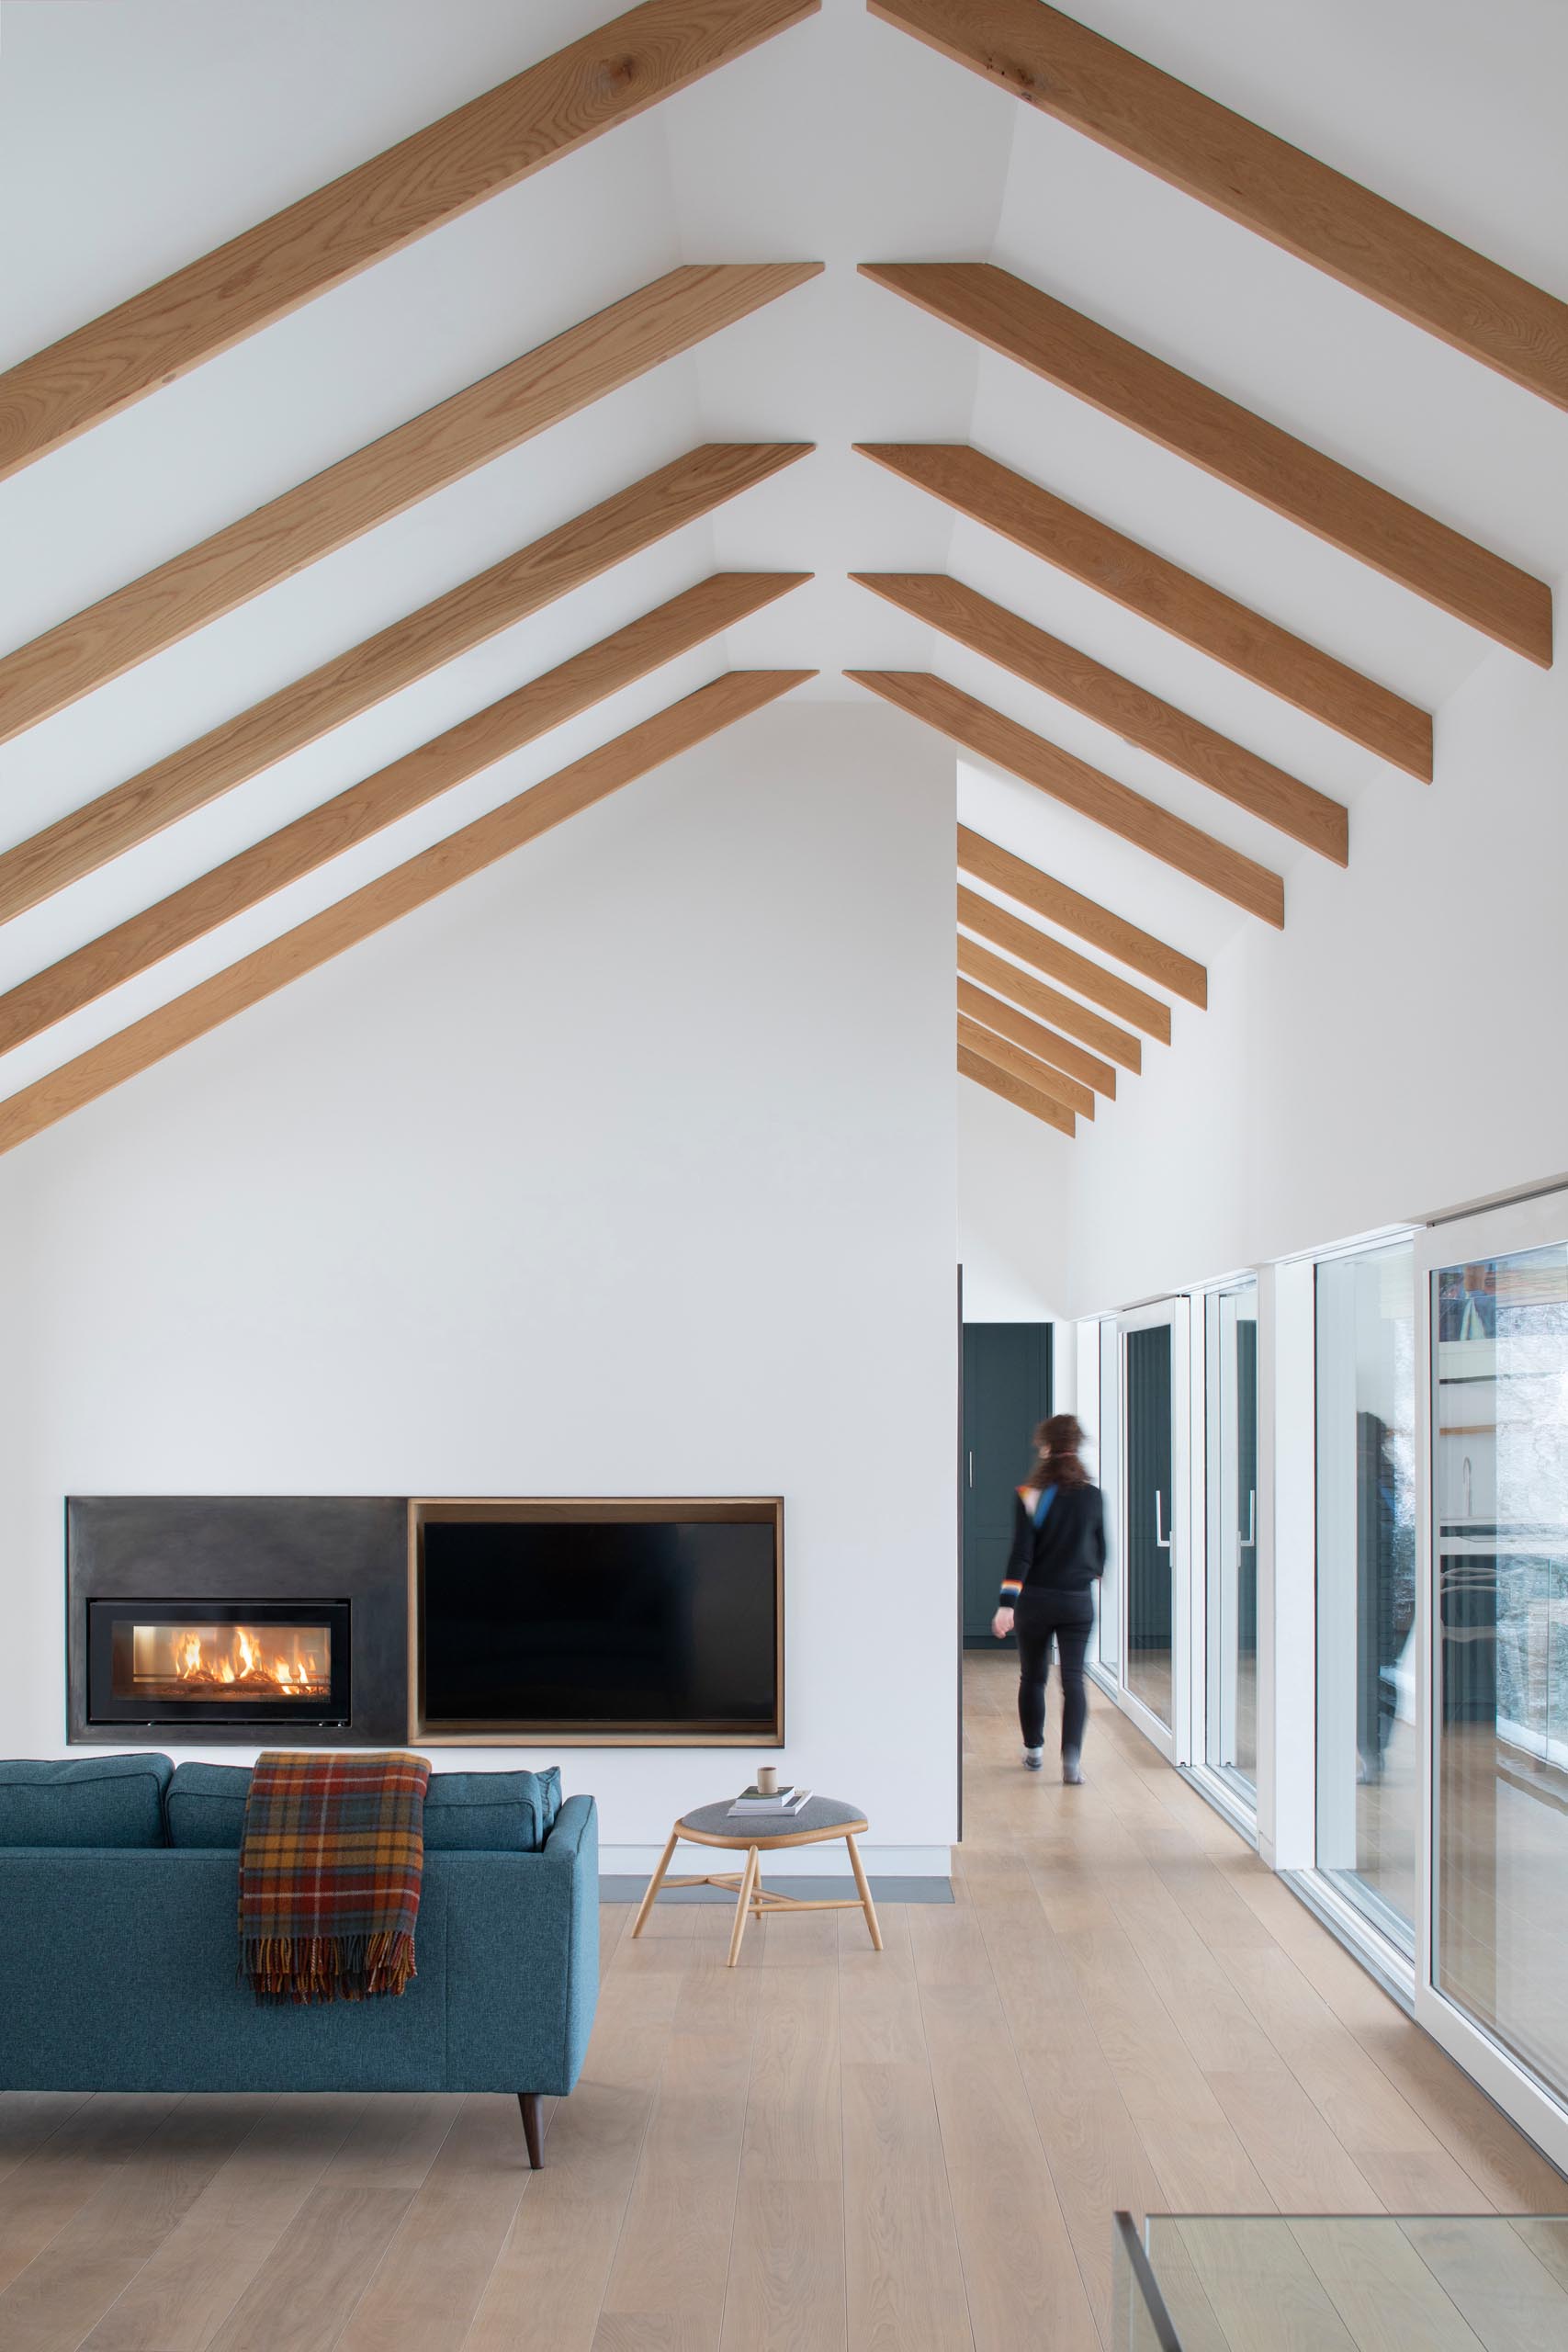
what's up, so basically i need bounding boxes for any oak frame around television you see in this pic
[406,1496,784,1747]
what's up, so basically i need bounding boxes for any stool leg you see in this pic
[728,1846,760,1967]
[846,1832,883,1952]
[632,1829,680,1939]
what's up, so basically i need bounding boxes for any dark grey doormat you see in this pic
[600,1874,953,1905]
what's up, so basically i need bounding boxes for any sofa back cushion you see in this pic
[424,1768,561,1852]
[165,1761,251,1847]
[0,1754,173,1848]
[164,1759,561,1851]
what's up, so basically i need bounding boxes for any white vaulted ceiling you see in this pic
[0,0,1564,1139]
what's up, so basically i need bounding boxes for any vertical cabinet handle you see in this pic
[1155,1492,1172,1551]
[1240,1489,1257,1547]
[967,1451,974,1489]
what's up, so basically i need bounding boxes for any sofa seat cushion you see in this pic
[0,1754,173,1848]
[164,1759,562,1851]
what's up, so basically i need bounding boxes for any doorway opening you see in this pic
[960,1321,1054,1652]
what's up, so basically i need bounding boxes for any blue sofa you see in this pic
[0,1754,598,2166]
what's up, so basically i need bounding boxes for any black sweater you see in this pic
[1000,1483,1107,1601]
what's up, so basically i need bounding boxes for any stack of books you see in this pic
[727,1781,812,1820]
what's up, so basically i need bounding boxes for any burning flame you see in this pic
[162,1623,326,1696]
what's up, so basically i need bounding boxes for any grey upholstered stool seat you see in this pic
[677,1795,866,1840]
[632,1794,883,1965]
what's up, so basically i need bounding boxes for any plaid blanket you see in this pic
[239,1750,430,2005]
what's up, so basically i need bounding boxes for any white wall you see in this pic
[1058,639,1568,1316]
[957,1081,1072,1323]
[0,703,959,1874]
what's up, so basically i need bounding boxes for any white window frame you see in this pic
[1087,1295,1191,1765]
[1186,1270,1263,1838]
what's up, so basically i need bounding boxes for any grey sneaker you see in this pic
[1022,1747,1043,1770]
[1062,1752,1083,1785]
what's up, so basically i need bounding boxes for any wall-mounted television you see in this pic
[409,1498,783,1745]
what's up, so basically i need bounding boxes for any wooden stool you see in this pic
[631,1795,884,1967]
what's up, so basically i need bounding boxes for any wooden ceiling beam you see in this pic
[958,1042,1073,1137]
[0,443,811,926]
[869,0,1568,413]
[0,670,811,1158]
[956,924,1145,1069]
[959,825,1202,1010]
[860,263,1552,665]
[959,1010,1094,1119]
[852,668,1284,925]
[0,574,807,1062]
[0,0,820,479]
[0,263,821,745]
[957,978,1112,1099]
[853,569,1348,859]
[855,443,1431,779]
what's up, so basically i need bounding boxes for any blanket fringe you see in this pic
[242,1930,417,2006]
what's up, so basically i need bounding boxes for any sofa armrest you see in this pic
[547,1792,597,1865]
[438,1796,599,2096]
[546,1793,599,2086]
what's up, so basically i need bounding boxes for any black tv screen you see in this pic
[416,1505,781,1739]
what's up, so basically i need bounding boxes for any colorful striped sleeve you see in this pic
[999,1489,1032,1602]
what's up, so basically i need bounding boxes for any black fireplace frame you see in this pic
[66,1497,409,1747]
[86,1597,353,1728]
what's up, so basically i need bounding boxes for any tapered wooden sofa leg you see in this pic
[519,2091,543,2169]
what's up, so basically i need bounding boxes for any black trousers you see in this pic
[1015,1591,1093,1754]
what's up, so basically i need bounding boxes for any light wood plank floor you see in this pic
[3,1657,1563,2352]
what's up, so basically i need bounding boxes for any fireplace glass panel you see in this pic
[118,1620,333,1702]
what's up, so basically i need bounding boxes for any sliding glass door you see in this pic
[1118,1300,1190,1753]
[1416,1195,1568,2165]
[1204,1280,1259,1800]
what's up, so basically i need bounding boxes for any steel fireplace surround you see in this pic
[67,1498,409,1747]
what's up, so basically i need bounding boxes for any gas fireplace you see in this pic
[70,1496,415,1746]
[86,1599,351,1726]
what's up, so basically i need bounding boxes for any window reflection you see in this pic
[1206,1282,1259,1796]
[1316,1243,1417,1946]
[1435,1242,1568,2104]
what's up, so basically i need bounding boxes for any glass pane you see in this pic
[113,1619,332,1700]
[1125,1322,1174,1725]
[1099,1317,1122,1672]
[1146,2214,1568,2351]
[1315,1242,1417,1944]
[1206,1281,1259,1794]
[1435,1239,1568,2107]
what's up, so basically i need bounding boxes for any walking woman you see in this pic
[992,1413,1106,1782]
